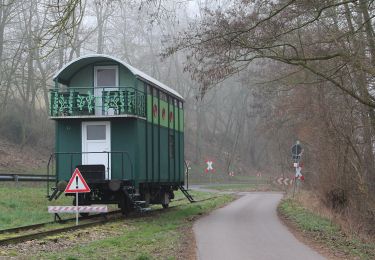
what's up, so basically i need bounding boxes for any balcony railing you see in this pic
[50,86,146,118]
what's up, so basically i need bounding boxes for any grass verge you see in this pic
[278,198,375,260]
[1,190,234,259]
[0,183,72,230]
[200,183,277,192]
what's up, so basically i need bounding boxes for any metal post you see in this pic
[47,157,50,197]
[107,152,110,180]
[76,192,79,226]
[293,161,298,198]
[70,154,73,176]
[121,153,124,180]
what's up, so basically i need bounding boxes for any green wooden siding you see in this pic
[159,100,168,127]
[54,60,184,186]
[55,114,184,185]
[145,122,184,184]
[119,66,136,87]
[69,65,93,88]
[147,94,184,132]
[111,119,137,180]
[56,120,82,181]
[179,109,184,132]
[68,63,137,89]
[147,95,153,122]
[159,126,168,181]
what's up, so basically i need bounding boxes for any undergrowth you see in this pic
[279,198,375,260]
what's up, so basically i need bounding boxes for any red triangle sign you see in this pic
[65,168,91,193]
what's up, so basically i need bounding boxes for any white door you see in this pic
[94,66,118,116]
[82,121,111,180]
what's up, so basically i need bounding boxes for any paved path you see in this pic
[194,192,325,260]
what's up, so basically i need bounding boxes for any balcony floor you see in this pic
[50,114,146,120]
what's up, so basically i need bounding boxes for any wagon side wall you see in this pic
[138,82,184,186]
[55,120,82,181]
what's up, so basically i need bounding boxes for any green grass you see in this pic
[0,185,234,259]
[0,183,72,229]
[32,191,234,260]
[201,183,258,191]
[189,173,272,185]
[279,198,375,260]
[200,182,274,192]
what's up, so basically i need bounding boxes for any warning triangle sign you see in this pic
[65,168,91,193]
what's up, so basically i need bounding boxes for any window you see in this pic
[147,84,152,94]
[96,68,117,86]
[159,92,167,101]
[87,125,106,140]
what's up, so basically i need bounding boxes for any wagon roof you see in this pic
[53,54,184,100]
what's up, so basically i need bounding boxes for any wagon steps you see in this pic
[123,187,151,213]
[179,185,195,203]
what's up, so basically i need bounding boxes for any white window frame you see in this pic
[94,65,119,88]
[93,65,119,116]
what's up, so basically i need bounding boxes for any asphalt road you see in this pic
[194,192,325,260]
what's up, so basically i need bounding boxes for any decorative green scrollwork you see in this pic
[85,91,95,113]
[104,91,111,112]
[58,94,67,114]
[52,91,59,116]
[103,91,124,114]
[138,93,145,116]
[111,92,120,112]
[76,94,85,111]
[50,87,146,117]
[119,91,125,113]
[68,91,74,115]
[127,89,135,113]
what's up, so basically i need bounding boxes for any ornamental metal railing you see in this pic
[50,86,146,118]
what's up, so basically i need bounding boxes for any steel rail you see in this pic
[0,210,123,246]
[0,210,122,235]
[0,218,113,246]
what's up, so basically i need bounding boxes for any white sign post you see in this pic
[291,141,304,197]
[204,159,215,184]
[64,168,91,226]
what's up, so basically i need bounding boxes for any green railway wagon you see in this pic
[47,54,187,213]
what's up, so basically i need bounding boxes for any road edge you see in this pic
[277,199,345,260]
[186,194,239,260]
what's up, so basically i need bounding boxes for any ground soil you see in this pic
[0,138,50,173]
[177,224,197,260]
[0,223,127,257]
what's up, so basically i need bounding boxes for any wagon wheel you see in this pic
[118,191,132,215]
[161,191,170,209]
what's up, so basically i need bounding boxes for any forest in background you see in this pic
[0,0,374,236]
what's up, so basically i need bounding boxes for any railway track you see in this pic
[0,210,123,246]
[0,195,221,246]
[0,210,122,235]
